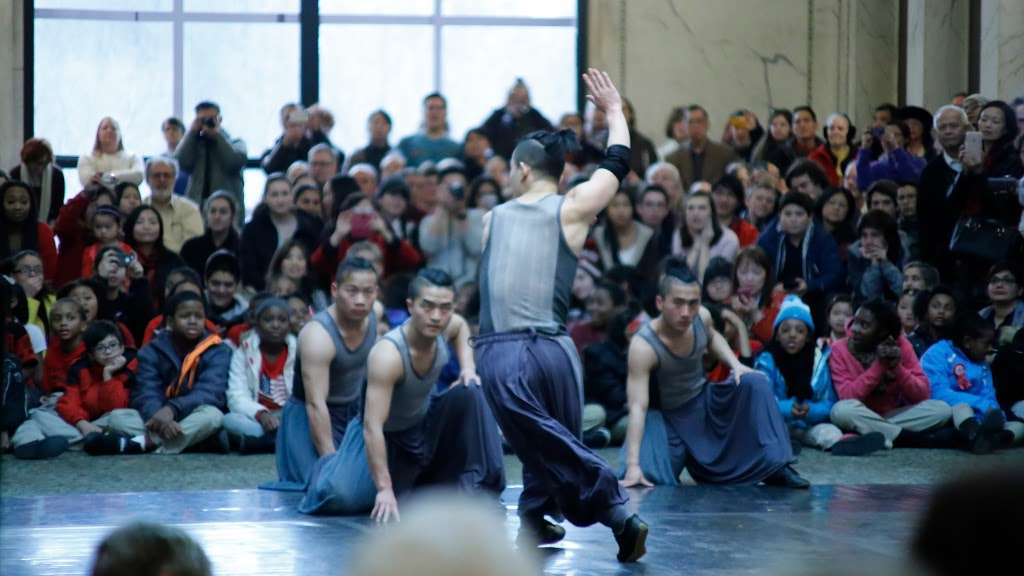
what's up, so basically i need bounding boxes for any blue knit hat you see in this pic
[773,294,814,333]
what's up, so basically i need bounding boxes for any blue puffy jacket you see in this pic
[919,340,1000,416]
[755,347,837,428]
[131,331,231,421]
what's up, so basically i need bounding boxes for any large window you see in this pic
[33,1,578,211]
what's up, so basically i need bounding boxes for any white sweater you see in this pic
[227,331,297,419]
[77,150,145,186]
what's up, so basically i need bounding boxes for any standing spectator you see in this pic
[481,78,553,160]
[829,300,952,450]
[657,106,688,160]
[161,117,189,197]
[398,93,461,166]
[348,110,392,171]
[896,182,920,261]
[712,174,759,247]
[262,105,317,174]
[418,162,482,287]
[144,157,203,253]
[308,143,340,189]
[77,117,144,188]
[856,123,926,190]
[131,291,230,454]
[808,113,857,187]
[125,206,186,305]
[305,103,336,147]
[460,128,490,182]
[180,190,240,276]
[671,191,739,279]
[752,108,796,174]
[789,106,824,159]
[846,210,904,304]
[593,187,655,269]
[722,110,764,163]
[898,105,936,161]
[350,163,379,199]
[918,106,967,282]
[2,181,58,283]
[9,138,64,223]
[239,174,320,292]
[175,101,247,215]
[665,105,739,188]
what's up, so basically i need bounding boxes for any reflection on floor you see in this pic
[1,484,931,575]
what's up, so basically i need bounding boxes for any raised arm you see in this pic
[562,69,631,227]
[362,341,404,523]
[621,335,657,488]
[297,322,338,457]
[444,313,479,386]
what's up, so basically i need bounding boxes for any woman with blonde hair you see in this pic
[77,117,144,188]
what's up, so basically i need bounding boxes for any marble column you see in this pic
[0,0,24,169]
[980,0,1024,100]
[905,0,969,112]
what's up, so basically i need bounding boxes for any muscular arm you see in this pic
[562,70,630,235]
[623,336,657,483]
[298,322,338,456]
[362,342,403,495]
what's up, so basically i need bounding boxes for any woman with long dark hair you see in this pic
[593,187,654,270]
[671,191,738,279]
[1,181,58,282]
[124,205,185,305]
[815,187,859,260]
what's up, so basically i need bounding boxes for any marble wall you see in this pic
[587,0,899,150]
[0,0,24,170]
[980,0,1024,101]
[905,0,969,112]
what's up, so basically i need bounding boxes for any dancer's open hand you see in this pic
[582,68,622,112]
[371,488,400,524]
[620,465,654,488]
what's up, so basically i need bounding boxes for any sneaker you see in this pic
[831,432,886,456]
[762,465,811,489]
[583,427,612,449]
[615,514,649,562]
[83,432,144,455]
[13,437,69,460]
[517,516,566,547]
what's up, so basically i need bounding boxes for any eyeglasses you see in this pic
[989,275,1017,286]
[14,266,43,277]
[93,341,122,355]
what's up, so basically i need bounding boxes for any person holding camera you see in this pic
[77,117,145,189]
[174,101,248,219]
[418,160,483,288]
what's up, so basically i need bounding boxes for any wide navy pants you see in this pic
[260,397,357,492]
[475,331,628,527]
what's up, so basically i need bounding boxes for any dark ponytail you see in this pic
[514,129,581,179]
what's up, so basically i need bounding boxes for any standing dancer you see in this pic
[474,69,648,563]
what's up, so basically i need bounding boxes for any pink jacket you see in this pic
[829,335,930,415]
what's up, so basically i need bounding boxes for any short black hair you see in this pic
[204,250,240,280]
[639,184,669,203]
[793,105,817,122]
[52,297,87,321]
[162,117,185,131]
[408,267,455,300]
[166,267,203,292]
[658,257,700,297]
[194,101,220,114]
[784,159,829,191]
[335,256,378,283]
[954,313,995,351]
[371,109,392,126]
[511,130,580,181]
[913,286,958,327]
[857,209,902,265]
[592,279,627,307]
[83,320,123,351]
[423,92,446,107]
[779,191,816,215]
[866,179,899,208]
[164,290,204,318]
[859,299,901,341]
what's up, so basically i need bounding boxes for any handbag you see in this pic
[949,217,1016,262]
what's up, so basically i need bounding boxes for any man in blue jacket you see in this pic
[130,291,230,453]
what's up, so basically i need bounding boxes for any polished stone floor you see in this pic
[0,484,931,575]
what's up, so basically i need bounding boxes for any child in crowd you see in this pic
[897,289,918,335]
[902,261,939,293]
[920,314,1022,452]
[204,250,249,331]
[908,286,958,359]
[569,280,626,355]
[57,278,136,348]
[141,268,217,344]
[81,205,133,278]
[9,249,55,333]
[846,210,903,304]
[225,297,295,453]
[10,298,88,459]
[93,245,154,343]
[58,320,145,456]
[817,293,854,350]
[701,257,734,306]
[130,291,231,454]
[582,308,637,448]
[286,292,312,336]
[730,246,785,345]
[756,295,884,456]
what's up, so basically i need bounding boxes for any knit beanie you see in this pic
[773,294,814,333]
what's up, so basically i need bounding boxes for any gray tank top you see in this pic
[637,317,708,411]
[478,194,577,335]
[292,309,377,407]
[380,325,449,432]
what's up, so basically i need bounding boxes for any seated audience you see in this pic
[308,143,340,188]
[582,309,635,448]
[180,190,240,276]
[897,289,918,335]
[77,117,144,188]
[730,246,785,345]
[268,239,329,311]
[204,250,248,331]
[817,293,853,350]
[569,280,626,355]
[701,257,734,306]
[8,250,54,333]
[58,279,136,348]
[125,205,186,304]
[829,300,953,449]
[144,157,203,253]
[846,210,904,304]
[752,108,795,175]
[815,187,858,260]
[1,181,58,282]
[743,171,780,231]
[756,295,884,455]
[902,261,939,293]
[9,138,64,223]
[908,286,958,359]
[225,297,295,453]
[593,187,655,269]
[418,161,482,287]
[711,174,758,247]
[81,206,132,278]
[92,246,154,346]
[784,159,829,200]
[53,185,115,286]
[978,262,1024,348]
[808,112,857,187]
[240,173,319,292]
[131,291,230,453]
[115,181,143,218]
[671,191,739,279]
[90,521,212,576]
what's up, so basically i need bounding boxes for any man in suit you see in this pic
[918,105,968,283]
[665,105,739,189]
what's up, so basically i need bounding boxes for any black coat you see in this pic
[239,205,320,291]
[583,341,628,425]
[917,155,960,282]
[482,107,553,160]
[180,227,240,277]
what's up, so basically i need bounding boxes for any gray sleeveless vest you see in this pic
[292,309,377,407]
[637,317,708,411]
[381,325,449,432]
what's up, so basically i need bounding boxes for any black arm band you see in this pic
[599,144,631,182]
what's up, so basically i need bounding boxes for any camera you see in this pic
[449,183,465,201]
[202,117,217,129]
[123,252,135,266]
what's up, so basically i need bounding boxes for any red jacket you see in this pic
[56,353,137,425]
[728,218,760,248]
[31,223,59,284]
[807,144,858,188]
[41,338,86,395]
[54,191,94,287]
[311,232,423,285]
[829,335,930,415]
